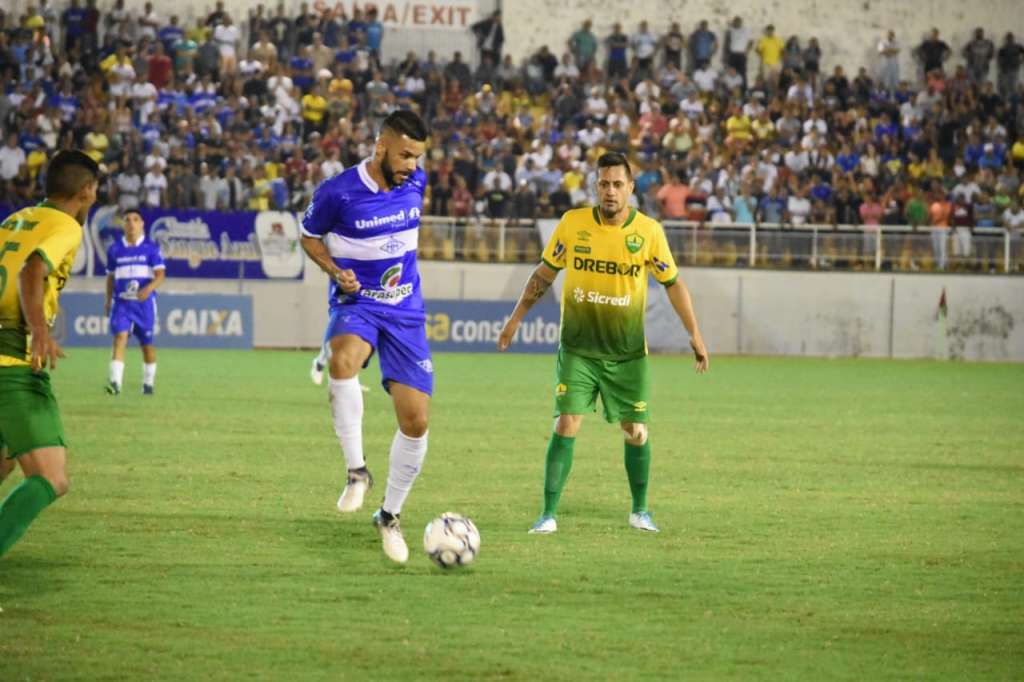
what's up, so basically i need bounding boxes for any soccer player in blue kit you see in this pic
[300,110,431,564]
[104,210,165,395]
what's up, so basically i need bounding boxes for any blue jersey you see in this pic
[107,237,166,301]
[301,159,426,317]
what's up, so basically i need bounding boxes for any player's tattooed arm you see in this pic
[498,262,557,351]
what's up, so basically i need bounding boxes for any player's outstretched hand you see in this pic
[30,331,65,372]
[334,268,361,294]
[690,338,709,374]
[497,319,519,352]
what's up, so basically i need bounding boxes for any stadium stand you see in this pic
[0,3,1022,271]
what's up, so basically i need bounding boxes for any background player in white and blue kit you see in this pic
[104,210,165,395]
[300,110,431,564]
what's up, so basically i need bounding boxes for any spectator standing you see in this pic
[213,15,240,76]
[878,30,900,91]
[662,22,684,70]
[606,23,629,79]
[859,192,884,262]
[756,25,785,89]
[996,33,1024,98]
[916,29,951,77]
[631,21,658,79]
[724,16,752,90]
[655,170,690,220]
[365,8,384,58]
[962,27,995,84]
[950,195,974,264]
[569,20,597,72]
[928,192,952,270]
[472,10,503,66]
[688,20,717,73]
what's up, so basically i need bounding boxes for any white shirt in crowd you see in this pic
[585,95,609,119]
[632,31,658,60]
[952,181,982,203]
[482,170,512,192]
[143,170,167,207]
[1002,208,1024,230]
[213,23,240,57]
[728,25,752,55]
[116,173,142,210]
[693,67,718,92]
[787,195,811,225]
[0,144,26,180]
[321,159,345,178]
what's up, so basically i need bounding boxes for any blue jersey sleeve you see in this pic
[302,183,339,238]
[148,243,166,270]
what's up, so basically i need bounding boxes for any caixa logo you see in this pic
[165,308,245,336]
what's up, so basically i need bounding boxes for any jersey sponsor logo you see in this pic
[574,245,591,253]
[651,255,669,273]
[574,288,631,307]
[572,256,642,277]
[361,284,414,303]
[625,233,645,254]
[354,210,408,230]
[380,263,403,290]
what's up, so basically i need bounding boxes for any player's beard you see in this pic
[381,156,408,189]
[600,201,621,221]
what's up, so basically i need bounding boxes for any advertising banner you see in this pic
[425,299,560,353]
[87,206,304,280]
[55,292,254,349]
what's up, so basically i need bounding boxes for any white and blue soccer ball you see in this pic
[423,512,480,568]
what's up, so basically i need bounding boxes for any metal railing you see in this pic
[419,216,1021,273]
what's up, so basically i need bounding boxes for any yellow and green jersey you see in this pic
[0,203,83,367]
[542,207,679,361]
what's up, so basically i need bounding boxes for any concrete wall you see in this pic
[503,0,1021,82]
[65,264,1024,360]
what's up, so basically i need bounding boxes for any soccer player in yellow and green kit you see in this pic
[0,150,100,558]
[498,152,709,534]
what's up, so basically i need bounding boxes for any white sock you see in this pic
[328,376,365,470]
[109,360,125,385]
[143,363,157,386]
[382,429,428,516]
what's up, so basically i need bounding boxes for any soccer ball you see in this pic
[423,512,480,568]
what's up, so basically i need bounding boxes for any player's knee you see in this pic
[329,354,361,379]
[621,422,648,445]
[399,414,429,438]
[47,473,70,497]
[555,414,582,437]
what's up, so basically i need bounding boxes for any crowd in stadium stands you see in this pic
[1,3,1024,269]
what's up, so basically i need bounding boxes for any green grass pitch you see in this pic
[1,350,1022,680]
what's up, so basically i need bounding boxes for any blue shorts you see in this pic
[325,306,433,396]
[110,299,156,346]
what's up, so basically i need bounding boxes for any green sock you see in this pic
[0,475,57,558]
[542,433,576,517]
[624,440,651,513]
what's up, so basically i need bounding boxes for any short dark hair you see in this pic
[45,150,100,198]
[596,152,633,180]
[381,110,429,142]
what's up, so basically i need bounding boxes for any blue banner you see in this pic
[86,206,305,280]
[55,293,254,349]
[424,300,561,353]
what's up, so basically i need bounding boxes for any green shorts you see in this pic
[0,366,67,459]
[554,348,650,424]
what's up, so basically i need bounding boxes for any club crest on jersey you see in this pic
[381,236,405,254]
[625,233,645,254]
[380,263,403,290]
[552,239,566,259]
